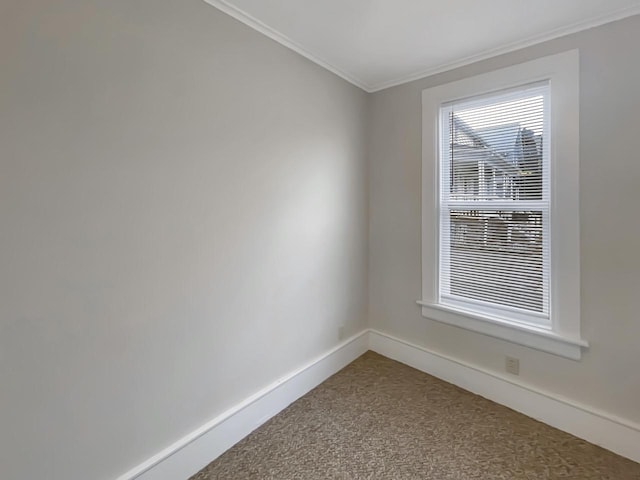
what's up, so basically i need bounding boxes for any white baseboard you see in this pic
[117,328,639,480]
[116,331,369,480]
[369,329,640,464]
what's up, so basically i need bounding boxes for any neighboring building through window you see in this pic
[419,51,587,360]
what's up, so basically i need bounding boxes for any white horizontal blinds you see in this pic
[439,83,551,325]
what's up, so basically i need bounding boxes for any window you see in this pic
[419,51,587,360]
[440,84,550,326]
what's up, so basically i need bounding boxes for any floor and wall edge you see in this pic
[368,329,640,464]
[116,331,370,480]
[117,329,639,479]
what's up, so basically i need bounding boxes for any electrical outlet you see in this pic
[505,356,520,375]
[338,325,345,340]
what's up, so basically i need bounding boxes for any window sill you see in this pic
[417,301,588,360]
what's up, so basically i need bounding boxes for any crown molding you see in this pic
[202,1,640,94]
[201,0,372,92]
[367,5,640,92]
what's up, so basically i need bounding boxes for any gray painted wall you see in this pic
[2,2,639,478]
[369,15,640,424]
[0,1,368,479]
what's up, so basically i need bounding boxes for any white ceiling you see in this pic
[203,0,640,92]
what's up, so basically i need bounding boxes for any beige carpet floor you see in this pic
[191,351,640,479]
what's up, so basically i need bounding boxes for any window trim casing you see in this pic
[419,50,587,360]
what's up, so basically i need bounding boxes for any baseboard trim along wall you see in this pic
[368,329,640,464]
[116,331,370,480]
[118,329,639,479]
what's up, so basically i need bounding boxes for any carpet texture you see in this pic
[191,352,640,479]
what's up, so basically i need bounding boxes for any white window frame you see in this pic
[418,50,587,360]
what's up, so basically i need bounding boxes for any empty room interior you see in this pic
[3,1,640,479]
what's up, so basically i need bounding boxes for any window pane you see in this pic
[448,93,544,201]
[445,209,546,314]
